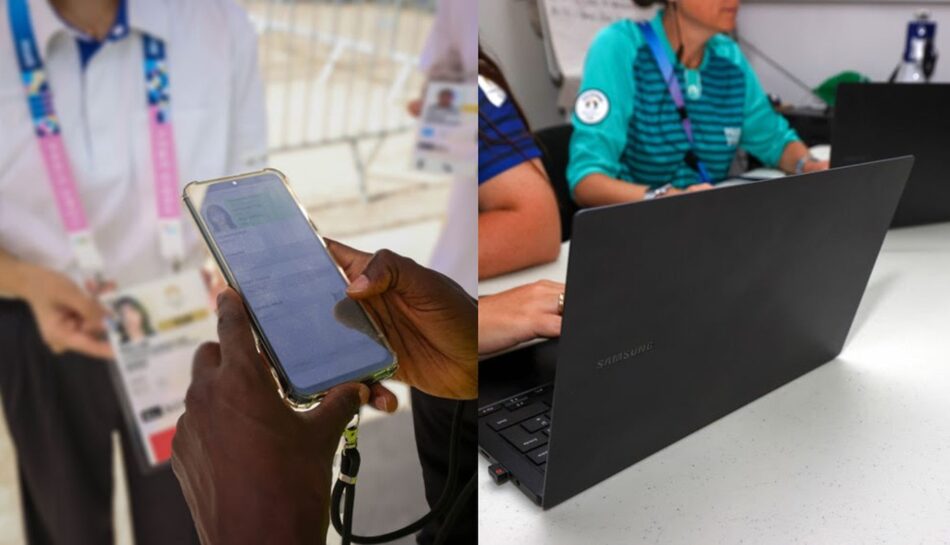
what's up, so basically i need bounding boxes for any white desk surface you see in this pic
[478,223,950,544]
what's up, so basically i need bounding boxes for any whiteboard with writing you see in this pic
[538,0,652,82]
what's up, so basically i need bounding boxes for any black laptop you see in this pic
[478,157,914,509]
[832,83,949,227]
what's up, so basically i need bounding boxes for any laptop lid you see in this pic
[541,157,913,508]
[831,83,949,227]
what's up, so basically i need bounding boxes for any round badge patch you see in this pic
[575,90,610,125]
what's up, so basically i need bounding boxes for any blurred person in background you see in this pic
[409,0,477,296]
[476,48,564,353]
[477,47,561,279]
[404,1,478,543]
[568,0,828,207]
[0,0,265,542]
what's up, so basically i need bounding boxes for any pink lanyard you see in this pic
[9,0,184,278]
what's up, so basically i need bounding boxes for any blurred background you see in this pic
[249,0,448,238]
[481,0,950,131]
[0,0,445,543]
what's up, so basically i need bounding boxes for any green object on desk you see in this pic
[813,71,871,107]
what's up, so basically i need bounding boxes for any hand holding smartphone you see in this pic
[183,169,397,409]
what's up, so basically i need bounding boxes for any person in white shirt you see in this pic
[0,0,266,542]
[415,0,477,298]
[404,1,478,543]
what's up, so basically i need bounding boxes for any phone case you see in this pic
[181,168,398,410]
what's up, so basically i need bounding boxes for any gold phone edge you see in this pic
[181,168,399,411]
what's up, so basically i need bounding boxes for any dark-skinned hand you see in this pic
[171,288,369,545]
[326,239,477,405]
[172,243,478,544]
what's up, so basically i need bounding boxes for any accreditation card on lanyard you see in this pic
[8,0,214,472]
[413,81,478,175]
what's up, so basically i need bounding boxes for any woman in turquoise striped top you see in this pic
[568,0,828,206]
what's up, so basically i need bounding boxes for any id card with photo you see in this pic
[102,269,216,471]
[414,81,477,175]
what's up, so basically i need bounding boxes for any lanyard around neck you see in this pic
[7,0,185,278]
[637,21,712,185]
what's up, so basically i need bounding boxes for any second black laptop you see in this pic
[832,83,948,227]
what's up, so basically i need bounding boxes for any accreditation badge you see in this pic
[413,81,477,175]
[102,269,216,471]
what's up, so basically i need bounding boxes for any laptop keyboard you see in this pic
[479,384,553,468]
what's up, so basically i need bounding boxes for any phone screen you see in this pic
[197,172,393,396]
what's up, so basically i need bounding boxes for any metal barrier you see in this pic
[240,0,436,197]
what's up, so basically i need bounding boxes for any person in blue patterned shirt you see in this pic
[478,47,561,279]
[478,48,564,353]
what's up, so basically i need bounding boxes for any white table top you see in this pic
[478,223,950,544]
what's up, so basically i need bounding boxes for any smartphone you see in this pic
[183,169,397,409]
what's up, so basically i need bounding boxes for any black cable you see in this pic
[734,33,826,106]
[432,475,476,545]
[343,482,355,543]
[331,481,347,539]
[340,448,360,543]
[331,401,468,544]
[672,1,685,64]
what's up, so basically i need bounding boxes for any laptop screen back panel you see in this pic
[541,158,912,508]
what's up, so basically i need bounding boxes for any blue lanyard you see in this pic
[637,21,712,184]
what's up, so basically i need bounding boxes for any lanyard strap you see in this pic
[637,21,712,184]
[8,0,184,277]
[143,35,184,266]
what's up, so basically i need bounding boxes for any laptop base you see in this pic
[478,340,558,505]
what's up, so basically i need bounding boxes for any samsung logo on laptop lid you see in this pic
[596,342,655,370]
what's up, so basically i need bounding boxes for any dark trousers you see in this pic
[0,300,199,545]
[410,388,476,545]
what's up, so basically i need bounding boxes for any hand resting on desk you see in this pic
[478,280,565,355]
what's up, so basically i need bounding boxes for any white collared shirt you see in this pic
[0,0,267,287]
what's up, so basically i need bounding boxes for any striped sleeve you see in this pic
[478,87,542,185]
[567,23,640,197]
[732,46,800,167]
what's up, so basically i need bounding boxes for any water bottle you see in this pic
[895,11,937,84]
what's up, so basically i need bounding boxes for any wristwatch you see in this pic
[644,184,672,200]
[795,155,818,175]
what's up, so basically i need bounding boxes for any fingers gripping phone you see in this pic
[183,169,397,409]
